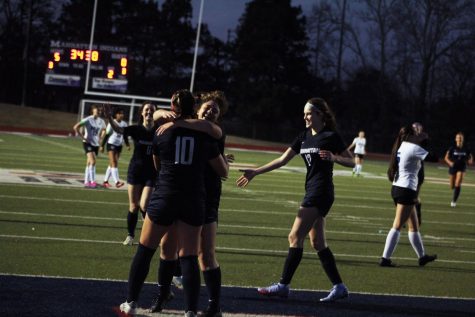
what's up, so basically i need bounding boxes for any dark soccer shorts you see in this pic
[127,165,155,187]
[449,165,466,175]
[83,142,99,155]
[355,153,364,159]
[391,186,418,205]
[106,143,122,154]
[301,193,334,217]
[147,192,205,227]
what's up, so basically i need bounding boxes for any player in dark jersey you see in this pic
[444,132,473,207]
[195,91,233,317]
[148,91,231,316]
[119,90,229,317]
[237,98,354,303]
[105,102,158,246]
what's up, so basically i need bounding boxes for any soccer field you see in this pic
[0,132,474,304]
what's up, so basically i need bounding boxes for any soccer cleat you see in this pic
[185,311,197,317]
[450,201,456,208]
[149,290,174,313]
[319,283,349,302]
[116,181,125,188]
[419,254,437,266]
[120,301,137,315]
[257,283,289,298]
[379,257,396,267]
[198,304,222,317]
[102,181,111,188]
[172,275,184,289]
[123,235,134,246]
[89,181,97,188]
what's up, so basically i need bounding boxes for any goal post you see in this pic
[78,98,170,124]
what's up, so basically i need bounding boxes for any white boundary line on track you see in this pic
[1,233,474,265]
[1,272,474,302]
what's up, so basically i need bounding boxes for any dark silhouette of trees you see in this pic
[1,0,474,153]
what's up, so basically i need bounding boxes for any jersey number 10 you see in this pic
[175,136,195,165]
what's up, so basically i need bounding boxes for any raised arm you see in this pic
[236,147,296,188]
[103,104,125,134]
[153,109,177,124]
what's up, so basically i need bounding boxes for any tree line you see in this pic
[0,0,474,155]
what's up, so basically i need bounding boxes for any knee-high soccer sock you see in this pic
[158,259,176,296]
[111,167,119,183]
[408,231,425,258]
[318,247,343,285]
[89,165,96,183]
[356,164,362,174]
[104,166,111,182]
[279,247,303,285]
[127,211,138,237]
[453,186,461,202]
[416,202,422,226]
[382,228,400,259]
[84,166,90,184]
[180,255,200,313]
[203,267,221,309]
[127,243,156,302]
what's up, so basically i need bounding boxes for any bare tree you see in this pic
[392,0,475,121]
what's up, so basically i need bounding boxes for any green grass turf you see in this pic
[0,132,474,299]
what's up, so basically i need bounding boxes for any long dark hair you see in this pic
[307,97,337,131]
[387,125,415,182]
[171,89,195,118]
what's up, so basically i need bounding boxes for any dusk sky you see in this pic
[191,0,315,41]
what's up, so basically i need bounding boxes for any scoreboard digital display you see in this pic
[45,41,128,92]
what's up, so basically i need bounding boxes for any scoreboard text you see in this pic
[45,41,128,92]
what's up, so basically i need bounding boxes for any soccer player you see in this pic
[347,130,366,176]
[105,102,158,246]
[444,132,473,207]
[73,104,106,188]
[150,91,232,317]
[100,107,129,188]
[237,98,354,302]
[119,90,229,317]
[380,125,437,267]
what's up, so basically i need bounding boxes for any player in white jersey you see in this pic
[73,104,106,188]
[380,125,437,267]
[101,108,130,188]
[347,131,366,176]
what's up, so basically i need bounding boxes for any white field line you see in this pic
[1,233,474,266]
[2,272,473,303]
[1,209,475,245]
[20,134,82,152]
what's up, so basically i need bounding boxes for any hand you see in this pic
[156,121,175,136]
[99,146,104,153]
[319,150,334,162]
[236,169,257,188]
[225,153,235,163]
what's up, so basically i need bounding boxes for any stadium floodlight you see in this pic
[84,0,204,102]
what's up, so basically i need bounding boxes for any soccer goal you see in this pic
[78,98,170,124]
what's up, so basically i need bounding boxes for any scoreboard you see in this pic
[45,40,128,92]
